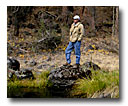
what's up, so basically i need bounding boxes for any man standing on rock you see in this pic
[64,15,84,68]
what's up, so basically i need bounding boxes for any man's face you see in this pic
[74,19,79,24]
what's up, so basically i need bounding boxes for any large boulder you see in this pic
[7,57,20,71]
[17,68,34,79]
[7,57,34,79]
[48,65,92,88]
[48,62,101,88]
[8,68,34,80]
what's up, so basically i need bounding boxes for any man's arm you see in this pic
[78,24,84,41]
[69,24,74,36]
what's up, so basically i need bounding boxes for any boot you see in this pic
[63,62,71,67]
[73,64,80,69]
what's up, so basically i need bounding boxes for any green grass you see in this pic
[7,71,50,89]
[70,70,119,98]
[7,69,119,98]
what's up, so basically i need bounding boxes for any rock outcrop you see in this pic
[7,57,20,71]
[48,62,100,88]
[7,57,34,79]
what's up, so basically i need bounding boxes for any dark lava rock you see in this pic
[41,64,51,69]
[19,68,34,79]
[50,65,55,68]
[48,62,101,89]
[24,60,28,64]
[29,60,37,66]
[16,51,23,55]
[82,62,101,70]
[37,65,42,69]
[7,68,19,79]
[7,57,20,71]
[8,68,34,79]
[48,64,92,88]
[7,57,34,79]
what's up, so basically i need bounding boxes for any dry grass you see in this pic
[17,48,119,72]
[14,36,119,72]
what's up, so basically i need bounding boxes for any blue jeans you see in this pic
[65,41,81,64]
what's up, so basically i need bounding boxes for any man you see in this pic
[64,15,84,68]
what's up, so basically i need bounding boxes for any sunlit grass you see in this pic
[7,71,50,89]
[70,70,119,98]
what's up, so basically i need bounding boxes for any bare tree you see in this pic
[7,6,33,36]
[112,6,119,36]
[112,6,115,36]
[115,6,119,37]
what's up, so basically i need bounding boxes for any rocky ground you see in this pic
[17,51,118,72]
[12,37,119,73]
